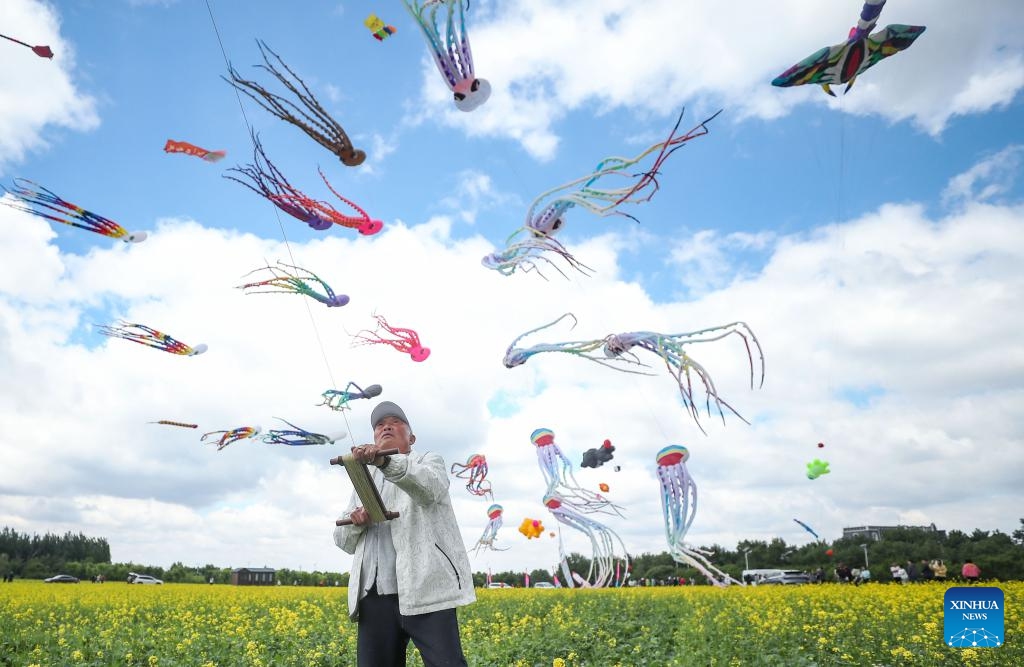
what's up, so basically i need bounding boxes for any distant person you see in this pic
[919,560,934,581]
[856,567,871,586]
[896,565,909,584]
[905,560,919,582]
[931,560,948,580]
[962,560,981,583]
[209,576,215,585]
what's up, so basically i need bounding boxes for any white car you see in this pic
[130,574,163,585]
[486,582,512,588]
[532,582,556,589]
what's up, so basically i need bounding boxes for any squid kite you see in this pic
[506,314,765,432]
[471,504,507,555]
[402,0,490,111]
[225,41,366,166]
[806,459,831,480]
[0,32,53,59]
[518,517,544,539]
[164,140,226,163]
[263,418,345,446]
[581,439,615,469]
[793,518,820,540]
[201,426,261,451]
[225,133,381,235]
[772,0,925,96]
[96,322,207,356]
[149,420,198,429]
[318,382,383,411]
[531,428,623,517]
[237,262,349,307]
[450,454,492,498]
[656,445,740,587]
[545,491,629,589]
[1,179,146,243]
[353,315,430,362]
[482,109,722,278]
[365,14,397,41]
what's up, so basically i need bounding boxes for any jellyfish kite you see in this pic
[450,454,492,498]
[531,428,623,517]
[806,458,831,480]
[0,32,53,59]
[482,109,721,278]
[164,139,226,163]
[365,14,397,41]
[225,133,381,235]
[581,439,615,469]
[656,445,740,587]
[772,0,925,96]
[518,517,544,539]
[471,504,507,555]
[97,322,207,356]
[225,41,366,166]
[401,0,491,112]
[237,262,350,307]
[201,426,262,451]
[353,315,430,362]
[318,382,383,411]
[1,179,146,243]
[263,418,345,446]
[544,491,628,589]
[793,518,820,540]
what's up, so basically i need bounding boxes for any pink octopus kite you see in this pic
[353,315,430,362]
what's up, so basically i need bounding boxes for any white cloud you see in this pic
[942,145,1024,207]
[439,169,518,224]
[0,0,99,172]
[404,0,1024,158]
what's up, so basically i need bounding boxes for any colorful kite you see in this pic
[364,14,397,41]
[598,483,610,493]
[225,41,366,166]
[201,426,262,451]
[96,322,207,356]
[401,0,491,111]
[1,179,146,243]
[506,315,765,432]
[544,491,629,589]
[581,439,615,469]
[471,504,507,555]
[353,315,430,362]
[450,454,492,498]
[793,518,820,540]
[318,382,383,411]
[0,32,53,59]
[656,445,740,586]
[531,428,623,517]
[263,419,345,446]
[806,458,831,480]
[518,517,544,539]
[237,262,350,307]
[149,420,198,429]
[772,0,925,96]
[163,140,226,163]
[482,109,721,278]
[225,133,382,234]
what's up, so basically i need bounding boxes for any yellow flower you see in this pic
[553,659,566,667]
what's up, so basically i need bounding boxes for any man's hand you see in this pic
[351,444,385,467]
[349,506,370,526]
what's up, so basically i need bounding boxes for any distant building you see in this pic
[843,523,945,541]
[231,567,276,586]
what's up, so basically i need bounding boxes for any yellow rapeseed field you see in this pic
[1,580,1020,665]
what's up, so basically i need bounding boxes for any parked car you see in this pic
[486,582,512,588]
[759,571,811,585]
[44,574,79,583]
[532,581,556,589]
[129,574,164,585]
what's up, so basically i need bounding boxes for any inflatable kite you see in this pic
[149,420,198,429]
[506,315,765,431]
[0,32,53,59]
[201,426,261,451]
[163,140,226,163]
[482,109,721,277]
[599,483,610,493]
[225,41,366,166]
[656,445,740,586]
[531,428,623,517]
[545,491,628,589]
[518,517,544,539]
[96,322,207,356]
[365,14,397,41]
[806,458,831,480]
[263,419,345,446]
[225,133,381,234]
[772,0,925,96]
[401,0,490,111]
[1,179,146,243]
[793,518,820,540]
[237,262,350,307]
[471,504,507,555]
[353,315,430,362]
[581,439,615,469]
[318,382,383,411]
[450,454,492,498]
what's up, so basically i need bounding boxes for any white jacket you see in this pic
[334,450,476,620]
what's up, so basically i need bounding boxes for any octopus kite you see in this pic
[318,382,383,411]
[482,109,721,278]
[0,32,53,59]
[772,0,925,96]
[401,0,490,111]
[225,133,382,235]
[353,315,430,362]
[225,41,366,166]
[164,140,226,163]
[450,454,492,498]
[149,420,198,429]
[656,445,740,587]
[506,314,764,432]
[263,419,345,446]
[471,504,507,555]
[1,179,146,243]
[545,491,629,589]
[96,322,207,356]
[531,429,623,517]
[237,262,350,307]
[201,426,261,451]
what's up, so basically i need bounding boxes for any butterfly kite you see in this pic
[1,179,146,243]
[237,262,350,307]
[450,454,492,498]
[353,315,430,362]
[318,382,383,411]
[97,322,207,356]
[202,426,262,451]
[0,32,53,59]
[772,0,925,96]
[225,41,366,166]
[402,0,491,111]
[263,419,346,446]
[164,140,226,163]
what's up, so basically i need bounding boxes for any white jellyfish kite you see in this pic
[471,503,507,556]
[544,491,629,589]
[530,428,623,517]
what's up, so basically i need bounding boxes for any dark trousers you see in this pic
[357,586,468,667]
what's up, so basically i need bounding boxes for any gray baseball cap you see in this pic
[370,401,410,430]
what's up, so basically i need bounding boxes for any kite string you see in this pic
[204,0,353,444]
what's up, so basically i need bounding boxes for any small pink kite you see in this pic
[353,315,430,362]
[96,321,207,356]
[0,33,53,59]
[164,140,226,163]
[201,426,262,451]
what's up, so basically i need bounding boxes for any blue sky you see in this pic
[1,0,1023,575]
